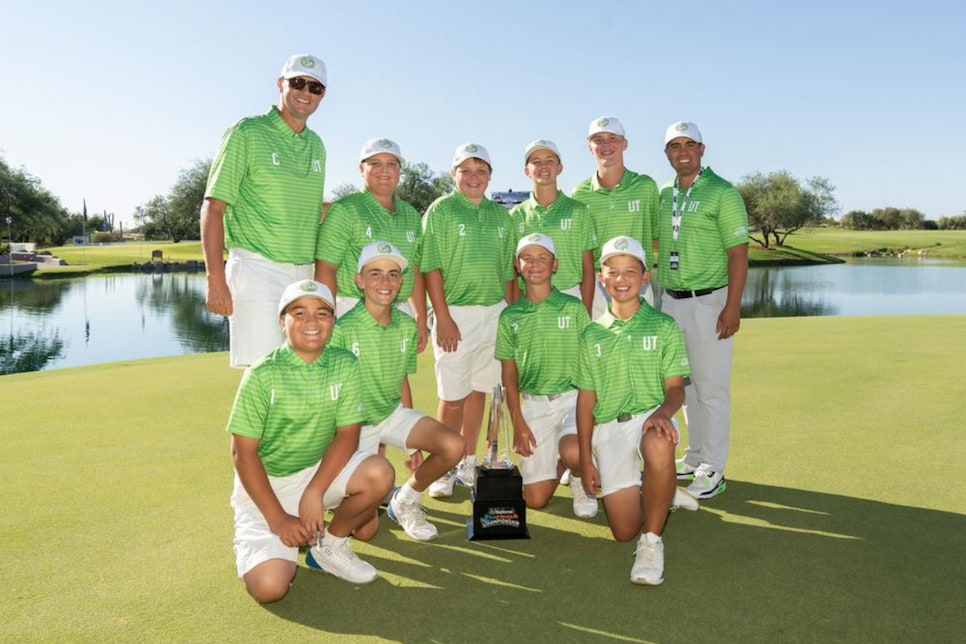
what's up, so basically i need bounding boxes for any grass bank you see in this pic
[28,228,966,278]
[2,315,965,642]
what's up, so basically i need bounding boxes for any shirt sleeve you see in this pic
[660,319,692,379]
[494,311,515,361]
[334,356,366,428]
[316,198,354,263]
[573,327,597,392]
[205,123,247,206]
[420,201,443,273]
[225,364,270,439]
[717,186,750,249]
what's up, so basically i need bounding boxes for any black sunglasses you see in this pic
[287,77,325,95]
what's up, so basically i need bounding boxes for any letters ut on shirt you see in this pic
[329,382,343,401]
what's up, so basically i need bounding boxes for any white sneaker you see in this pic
[569,476,599,518]
[306,536,377,584]
[559,467,572,486]
[675,458,697,481]
[428,466,458,498]
[387,492,438,541]
[630,532,665,585]
[686,465,726,499]
[670,487,700,512]
[456,456,478,488]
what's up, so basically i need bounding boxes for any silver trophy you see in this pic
[468,385,529,540]
[483,385,513,469]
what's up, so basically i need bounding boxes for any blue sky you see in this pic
[1,1,963,226]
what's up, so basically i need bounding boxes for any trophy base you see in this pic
[467,464,530,540]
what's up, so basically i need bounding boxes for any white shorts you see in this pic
[433,302,505,401]
[591,406,663,497]
[230,451,369,577]
[336,295,414,320]
[226,248,312,368]
[358,405,426,455]
[518,390,577,485]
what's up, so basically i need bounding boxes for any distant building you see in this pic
[491,190,530,210]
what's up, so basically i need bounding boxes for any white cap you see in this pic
[587,116,625,139]
[359,138,404,164]
[524,139,561,164]
[357,241,408,273]
[280,54,327,87]
[278,279,334,316]
[600,236,646,267]
[452,143,492,169]
[665,121,702,145]
[516,232,556,257]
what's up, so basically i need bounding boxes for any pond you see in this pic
[740,258,966,318]
[1,273,227,375]
[1,258,964,374]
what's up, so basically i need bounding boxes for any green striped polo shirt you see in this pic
[316,189,423,301]
[421,191,517,306]
[495,289,591,395]
[329,303,418,425]
[206,107,326,264]
[656,167,749,290]
[571,168,660,270]
[226,343,365,477]
[574,304,690,424]
[510,191,594,290]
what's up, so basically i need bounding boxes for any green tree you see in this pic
[0,156,72,246]
[738,171,836,248]
[396,162,454,213]
[330,182,358,200]
[134,159,210,242]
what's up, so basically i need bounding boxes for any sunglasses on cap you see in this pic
[287,77,325,95]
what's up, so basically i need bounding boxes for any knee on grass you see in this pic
[243,561,295,604]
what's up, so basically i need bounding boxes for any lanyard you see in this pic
[671,168,702,243]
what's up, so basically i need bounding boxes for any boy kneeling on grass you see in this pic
[329,241,464,541]
[227,279,393,604]
[575,236,699,586]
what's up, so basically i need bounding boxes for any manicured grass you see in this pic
[773,227,966,258]
[34,241,214,276]
[2,315,965,642]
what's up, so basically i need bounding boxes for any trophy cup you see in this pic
[467,385,529,540]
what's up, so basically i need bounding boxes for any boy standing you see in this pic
[421,143,518,497]
[329,242,464,541]
[227,279,393,603]
[496,233,596,517]
[575,237,698,586]
[509,140,595,314]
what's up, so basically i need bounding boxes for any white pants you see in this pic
[225,248,312,368]
[661,286,733,471]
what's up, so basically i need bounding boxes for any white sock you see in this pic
[322,527,346,546]
[395,481,421,505]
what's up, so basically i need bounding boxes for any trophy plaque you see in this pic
[467,386,530,540]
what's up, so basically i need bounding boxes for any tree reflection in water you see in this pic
[134,274,228,354]
[1,331,65,374]
[741,268,835,318]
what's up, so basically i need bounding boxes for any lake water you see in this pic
[1,273,228,375]
[1,259,964,374]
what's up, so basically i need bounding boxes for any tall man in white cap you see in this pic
[202,54,328,367]
[421,143,518,498]
[328,242,464,541]
[316,138,428,351]
[510,140,595,314]
[496,232,596,517]
[572,117,661,316]
[657,121,749,500]
[575,236,697,586]
[226,279,394,602]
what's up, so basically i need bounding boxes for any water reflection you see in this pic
[0,330,65,374]
[1,273,228,375]
[133,274,228,353]
[742,268,834,318]
[742,260,966,318]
